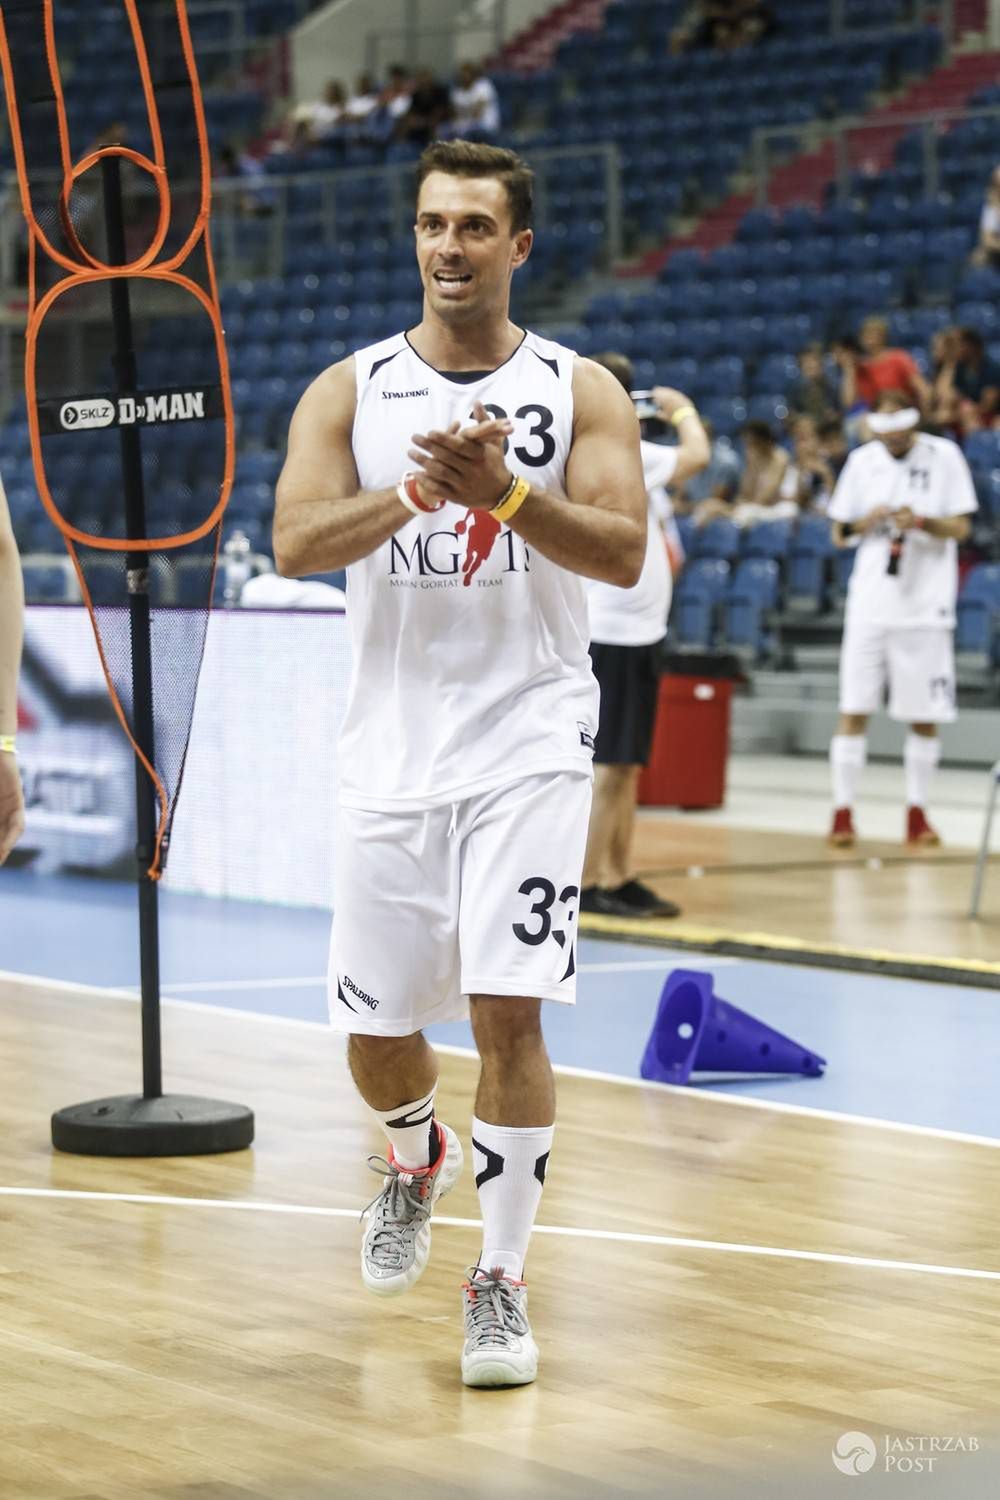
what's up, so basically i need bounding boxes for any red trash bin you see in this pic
[638,666,735,810]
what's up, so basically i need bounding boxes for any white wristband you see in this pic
[396,478,423,516]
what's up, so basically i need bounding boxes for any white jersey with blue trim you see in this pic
[338,329,598,811]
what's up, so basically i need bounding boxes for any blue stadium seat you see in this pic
[689,520,740,561]
[786,515,834,611]
[972,467,1000,522]
[724,558,779,656]
[752,355,801,394]
[965,432,1000,470]
[700,357,746,397]
[741,520,792,560]
[956,564,1000,661]
[20,558,75,602]
[678,557,733,601]
[832,546,856,601]
[698,397,746,439]
[661,248,705,282]
[745,393,790,426]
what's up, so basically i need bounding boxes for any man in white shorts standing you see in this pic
[581,354,709,917]
[827,389,977,847]
[273,141,646,1387]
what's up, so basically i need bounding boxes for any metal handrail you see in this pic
[0,141,622,295]
[752,102,1000,209]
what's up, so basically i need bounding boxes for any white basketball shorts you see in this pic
[328,771,593,1036]
[839,616,957,723]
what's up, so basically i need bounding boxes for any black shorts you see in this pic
[589,640,662,766]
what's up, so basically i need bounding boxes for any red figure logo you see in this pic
[454,508,501,585]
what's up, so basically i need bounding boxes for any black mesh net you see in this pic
[0,0,232,876]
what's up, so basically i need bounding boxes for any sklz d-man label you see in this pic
[38,385,224,434]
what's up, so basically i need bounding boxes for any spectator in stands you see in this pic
[779,415,837,512]
[0,474,25,864]
[788,344,839,425]
[834,317,931,418]
[817,416,849,482]
[971,164,1000,269]
[448,62,500,141]
[928,325,963,431]
[734,419,790,515]
[675,418,741,513]
[396,68,452,146]
[735,0,777,46]
[379,64,413,127]
[302,80,348,142]
[582,360,710,918]
[216,142,276,216]
[696,420,791,525]
[670,1,732,53]
[343,73,381,128]
[670,0,774,53]
[953,327,1000,431]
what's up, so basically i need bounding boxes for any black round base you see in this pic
[51,1094,255,1157]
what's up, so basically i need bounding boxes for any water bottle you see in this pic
[222,529,252,606]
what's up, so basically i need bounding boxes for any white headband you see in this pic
[867,407,920,434]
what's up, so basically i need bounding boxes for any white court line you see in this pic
[159,957,720,993]
[3,968,1000,1149]
[2,1184,997,1282]
[164,975,327,994]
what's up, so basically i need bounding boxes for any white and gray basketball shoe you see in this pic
[360,1121,463,1296]
[460,1265,539,1388]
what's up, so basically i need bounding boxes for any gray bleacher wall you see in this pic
[291,0,556,102]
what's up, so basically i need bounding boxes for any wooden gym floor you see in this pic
[1,976,999,1500]
[579,815,1000,985]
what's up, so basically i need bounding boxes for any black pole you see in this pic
[101,152,163,1100]
[50,155,253,1156]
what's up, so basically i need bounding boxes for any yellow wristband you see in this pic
[491,475,531,524]
[670,405,697,427]
[0,734,16,755]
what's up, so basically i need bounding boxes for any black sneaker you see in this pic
[579,885,637,917]
[609,879,682,919]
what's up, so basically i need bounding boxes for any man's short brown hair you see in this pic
[874,387,913,411]
[591,351,634,393]
[416,139,534,233]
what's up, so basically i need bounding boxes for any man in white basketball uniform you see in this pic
[582,354,709,918]
[274,141,646,1387]
[827,390,977,847]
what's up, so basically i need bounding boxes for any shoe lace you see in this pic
[360,1156,432,1270]
[462,1266,529,1348]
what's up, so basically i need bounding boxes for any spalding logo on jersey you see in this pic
[389,513,530,589]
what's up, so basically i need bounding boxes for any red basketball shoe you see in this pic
[827,807,856,848]
[906,806,941,847]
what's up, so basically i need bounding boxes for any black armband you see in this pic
[840,521,855,537]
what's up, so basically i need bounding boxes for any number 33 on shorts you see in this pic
[513,877,579,982]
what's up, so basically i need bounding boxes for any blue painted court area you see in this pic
[1,868,998,1140]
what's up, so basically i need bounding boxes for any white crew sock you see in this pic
[366,1086,438,1170]
[830,734,867,810]
[472,1117,554,1281]
[904,732,940,809]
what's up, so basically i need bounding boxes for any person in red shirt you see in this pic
[834,317,931,415]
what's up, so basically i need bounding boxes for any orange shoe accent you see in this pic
[387,1120,446,1194]
[828,807,856,848]
[906,806,941,847]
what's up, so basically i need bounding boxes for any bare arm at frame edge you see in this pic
[0,476,25,864]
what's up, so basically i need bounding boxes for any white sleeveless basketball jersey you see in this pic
[338,329,598,811]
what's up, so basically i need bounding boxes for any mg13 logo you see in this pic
[389,512,529,589]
